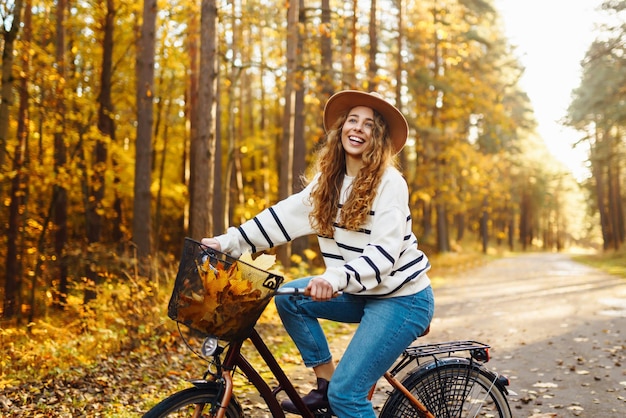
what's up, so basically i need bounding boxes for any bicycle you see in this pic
[144,238,513,418]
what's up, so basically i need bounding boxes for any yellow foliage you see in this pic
[303,249,317,261]
[1,273,170,389]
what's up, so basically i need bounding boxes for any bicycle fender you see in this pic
[411,357,511,395]
[414,356,471,373]
[189,379,223,390]
[188,379,245,415]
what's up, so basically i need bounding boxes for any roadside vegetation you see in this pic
[573,248,626,279]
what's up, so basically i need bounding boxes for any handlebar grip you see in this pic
[275,287,343,297]
[275,287,305,295]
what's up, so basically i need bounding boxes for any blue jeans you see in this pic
[275,277,435,418]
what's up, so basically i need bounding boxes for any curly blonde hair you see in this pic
[308,109,397,237]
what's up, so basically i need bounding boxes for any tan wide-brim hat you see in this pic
[323,90,409,154]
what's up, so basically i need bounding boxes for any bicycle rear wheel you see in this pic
[379,361,512,418]
[143,387,243,418]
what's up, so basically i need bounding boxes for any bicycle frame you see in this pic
[205,328,434,418]
[214,328,315,418]
[379,372,434,418]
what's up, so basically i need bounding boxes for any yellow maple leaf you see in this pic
[238,251,279,287]
[240,252,277,271]
[228,278,252,295]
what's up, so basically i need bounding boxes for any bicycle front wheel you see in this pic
[143,387,244,418]
[379,362,512,418]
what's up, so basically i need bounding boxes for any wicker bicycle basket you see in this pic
[168,238,284,341]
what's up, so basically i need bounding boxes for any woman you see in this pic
[202,90,434,417]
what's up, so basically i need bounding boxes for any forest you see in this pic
[0,0,625,400]
[0,0,626,416]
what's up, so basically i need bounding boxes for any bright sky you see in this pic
[495,0,604,180]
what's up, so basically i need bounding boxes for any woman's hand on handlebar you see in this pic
[200,237,221,251]
[306,277,335,302]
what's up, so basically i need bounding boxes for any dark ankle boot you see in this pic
[281,377,331,414]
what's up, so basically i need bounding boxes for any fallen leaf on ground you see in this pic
[532,382,558,388]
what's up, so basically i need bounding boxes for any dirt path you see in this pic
[418,252,626,417]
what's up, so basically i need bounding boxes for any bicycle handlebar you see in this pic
[275,287,343,297]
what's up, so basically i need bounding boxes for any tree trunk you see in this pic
[3,0,29,320]
[607,161,620,250]
[213,72,224,234]
[224,1,244,227]
[508,215,515,251]
[154,98,172,254]
[320,0,333,97]
[480,199,489,254]
[0,0,24,169]
[422,199,433,242]
[607,132,624,248]
[436,202,450,253]
[91,0,115,244]
[455,212,465,242]
[590,127,611,250]
[290,0,308,259]
[133,0,157,261]
[53,0,69,311]
[189,0,218,238]
[348,0,358,88]
[431,5,447,253]
[614,164,625,246]
[82,0,116,302]
[597,178,610,250]
[6,149,24,319]
[519,189,531,250]
[277,0,299,266]
[395,0,405,168]
[185,11,199,237]
[367,0,378,91]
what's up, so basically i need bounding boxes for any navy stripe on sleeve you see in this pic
[378,263,430,296]
[394,253,425,272]
[321,252,344,261]
[346,264,366,291]
[269,207,291,242]
[333,223,371,235]
[237,227,257,253]
[253,217,274,248]
[372,244,395,265]
[364,257,382,284]
[337,242,364,253]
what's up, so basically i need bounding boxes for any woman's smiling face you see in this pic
[341,106,375,162]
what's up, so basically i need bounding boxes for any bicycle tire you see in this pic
[143,387,244,418]
[379,360,512,418]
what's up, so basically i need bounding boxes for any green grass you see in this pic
[572,248,626,278]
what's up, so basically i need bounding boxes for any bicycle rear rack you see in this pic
[404,340,490,358]
[389,340,491,376]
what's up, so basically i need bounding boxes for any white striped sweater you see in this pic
[215,166,431,298]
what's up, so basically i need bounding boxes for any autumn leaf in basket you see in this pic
[239,252,277,271]
[238,252,281,289]
[176,251,278,338]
